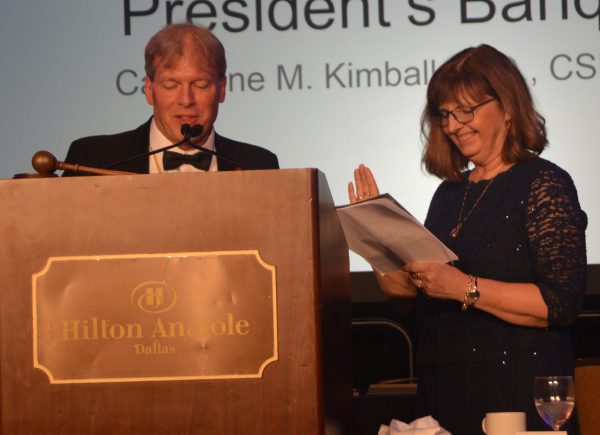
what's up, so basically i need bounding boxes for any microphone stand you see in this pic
[106,125,256,170]
[104,134,194,169]
[179,124,255,170]
[184,141,256,170]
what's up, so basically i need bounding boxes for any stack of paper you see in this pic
[336,194,457,273]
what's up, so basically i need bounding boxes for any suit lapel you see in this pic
[214,133,239,171]
[131,120,151,174]
[110,119,152,174]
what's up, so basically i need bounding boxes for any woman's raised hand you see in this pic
[348,164,380,203]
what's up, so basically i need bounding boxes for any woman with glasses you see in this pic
[349,45,587,434]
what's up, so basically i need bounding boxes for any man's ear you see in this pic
[218,77,226,103]
[144,77,153,105]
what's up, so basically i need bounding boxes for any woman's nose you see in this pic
[445,113,462,133]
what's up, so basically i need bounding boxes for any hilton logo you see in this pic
[131,281,177,314]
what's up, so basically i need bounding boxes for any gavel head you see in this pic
[32,150,58,176]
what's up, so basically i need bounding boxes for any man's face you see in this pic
[145,46,226,148]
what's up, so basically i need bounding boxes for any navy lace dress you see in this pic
[416,157,587,434]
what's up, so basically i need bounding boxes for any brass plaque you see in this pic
[32,251,277,384]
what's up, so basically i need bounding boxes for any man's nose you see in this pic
[178,85,195,106]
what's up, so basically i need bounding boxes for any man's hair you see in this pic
[145,22,227,80]
[420,44,547,182]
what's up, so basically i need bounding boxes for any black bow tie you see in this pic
[162,150,212,171]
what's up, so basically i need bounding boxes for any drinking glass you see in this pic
[533,376,575,431]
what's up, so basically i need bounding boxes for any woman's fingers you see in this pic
[348,181,358,203]
[352,164,380,200]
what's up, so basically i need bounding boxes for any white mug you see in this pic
[481,412,526,435]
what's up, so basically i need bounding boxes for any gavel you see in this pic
[29,151,135,177]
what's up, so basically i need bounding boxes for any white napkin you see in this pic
[515,432,566,434]
[378,416,451,435]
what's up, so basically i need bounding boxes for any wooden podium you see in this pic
[0,169,352,434]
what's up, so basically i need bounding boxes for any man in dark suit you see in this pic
[64,23,278,175]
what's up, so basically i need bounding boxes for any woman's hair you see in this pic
[421,44,547,182]
[145,22,227,80]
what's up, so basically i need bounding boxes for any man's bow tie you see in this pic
[162,150,212,171]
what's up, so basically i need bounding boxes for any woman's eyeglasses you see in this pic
[435,98,496,127]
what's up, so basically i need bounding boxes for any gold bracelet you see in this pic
[461,275,480,311]
[461,275,472,311]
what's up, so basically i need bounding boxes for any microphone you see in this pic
[180,123,203,139]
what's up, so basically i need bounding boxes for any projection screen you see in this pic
[1,0,598,269]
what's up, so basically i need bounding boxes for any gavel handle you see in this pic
[57,161,136,176]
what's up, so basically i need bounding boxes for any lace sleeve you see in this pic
[526,167,587,327]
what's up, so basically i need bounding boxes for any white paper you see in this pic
[378,416,452,435]
[336,194,458,273]
[515,432,565,434]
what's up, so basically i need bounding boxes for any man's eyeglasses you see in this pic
[435,98,496,127]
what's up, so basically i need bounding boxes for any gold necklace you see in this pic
[449,176,496,238]
[151,151,163,173]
